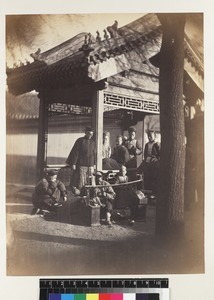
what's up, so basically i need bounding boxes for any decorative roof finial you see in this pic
[88,33,92,45]
[79,33,94,56]
[84,34,88,45]
[19,60,24,67]
[96,30,102,43]
[30,48,41,61]
[103,29,109,40]
[107,20,119,38]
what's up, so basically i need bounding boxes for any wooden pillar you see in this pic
[36,93,49,181]
[140,114,146,161]
[92,89,104,171]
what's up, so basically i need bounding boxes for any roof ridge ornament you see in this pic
[103,29,109,41]
[19,60,25,67]
[79,33,94,56]
[107,20,119,38]
[88,33,93,45]
[96,30,102,43]
[30,48,42,61]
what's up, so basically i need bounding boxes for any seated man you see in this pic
[93,171,116,225]
[114,165,139,224]
[102,135,130,170]
[31,169,67,215]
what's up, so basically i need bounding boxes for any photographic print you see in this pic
[6,12,204,276]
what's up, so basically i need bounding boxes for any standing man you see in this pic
[102,131,111,159]
[138,130,160,195]
[124,127,142,169]
[66,127,96,190]
[102,135,130,170]
[123,127,142,180]
[144,130,160,163]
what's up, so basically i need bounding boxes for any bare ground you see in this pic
[6,185,204,276]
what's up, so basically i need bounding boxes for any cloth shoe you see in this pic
[128,219,135,225]
[30,207,40,215]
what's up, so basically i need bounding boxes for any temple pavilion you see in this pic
[6,13,204,190]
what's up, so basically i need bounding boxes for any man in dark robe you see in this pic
[102,135,130,170]
[138,130,161,194]
[66,127,96,190]
[124,127,142,169]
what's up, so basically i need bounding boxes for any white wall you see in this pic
[7,133,38,156]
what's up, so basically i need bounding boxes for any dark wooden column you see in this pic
[36,93,49,181]
[92,89,104,171]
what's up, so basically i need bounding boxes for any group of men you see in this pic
[31,126,160,225]
[103,127,142,171]
[65,126,158,190]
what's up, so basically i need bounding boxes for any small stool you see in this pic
[84,205,101,226]
[135,197,148,221]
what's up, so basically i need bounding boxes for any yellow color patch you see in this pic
[86,294,99,300]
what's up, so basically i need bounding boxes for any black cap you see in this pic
[47,169,58,176]
[128,127,136,133]
[85,126,94,132]
[93,171,103,177]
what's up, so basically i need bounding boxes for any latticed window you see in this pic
[103,92,159,113]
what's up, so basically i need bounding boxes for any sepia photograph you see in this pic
[5,12,204,276]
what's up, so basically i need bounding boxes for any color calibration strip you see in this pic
[49,293,160,300]
[39,279,169,300]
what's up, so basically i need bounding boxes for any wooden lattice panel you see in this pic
[104,92,160,113]
[49,103,92,115]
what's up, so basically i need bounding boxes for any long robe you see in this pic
[124,139,142,168]
[66,136,96,167]
[66,136,96,189]
[138,141,161,193]
[102,145,130,170]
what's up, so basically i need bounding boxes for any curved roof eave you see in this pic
[6,13,203,96]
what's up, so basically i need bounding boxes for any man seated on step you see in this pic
[93,171,116,225]
[31,169,67,215]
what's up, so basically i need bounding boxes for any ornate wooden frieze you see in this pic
[48,103,92,115]
[103,92,159,113]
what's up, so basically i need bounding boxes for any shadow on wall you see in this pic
[6,155,37,185]
[6,155,67,186]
